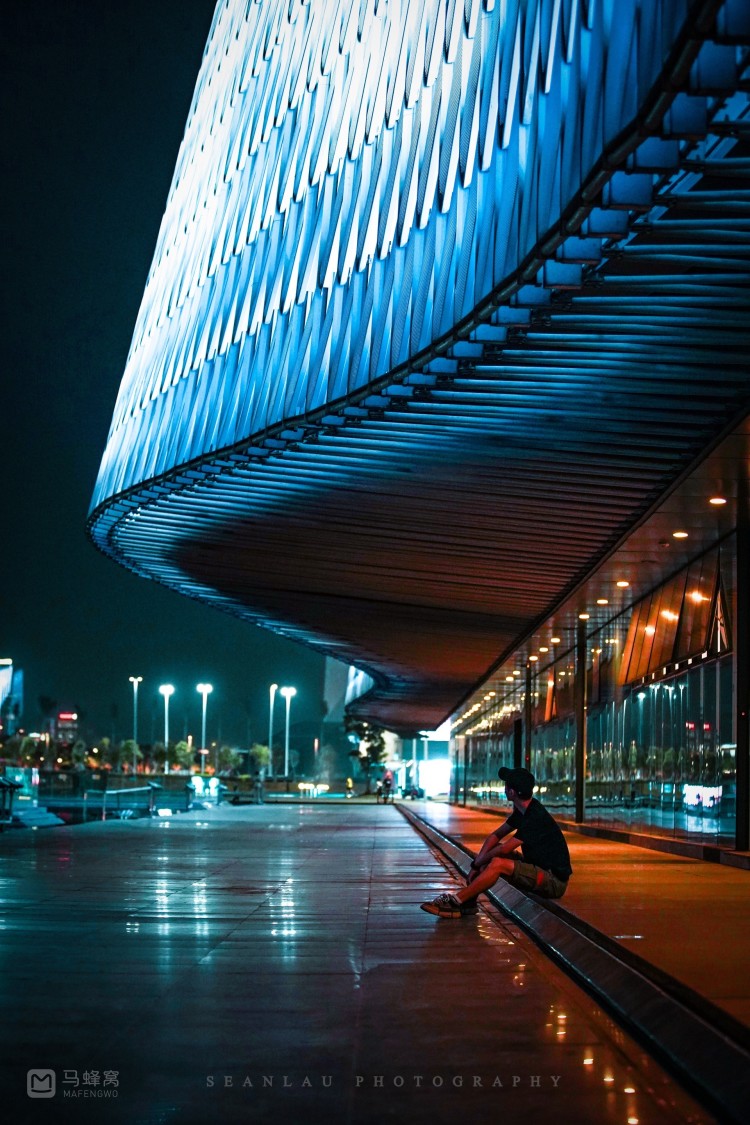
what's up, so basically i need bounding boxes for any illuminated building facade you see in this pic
[90,1,750,847]
[451,438,746,849]
[0,659,23,737]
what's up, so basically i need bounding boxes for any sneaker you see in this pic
[420,893,465,918]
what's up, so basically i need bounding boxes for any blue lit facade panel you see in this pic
[92,0,693,509]
[88,0,750,745]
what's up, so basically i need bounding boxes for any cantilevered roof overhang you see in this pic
[89,1,750,733]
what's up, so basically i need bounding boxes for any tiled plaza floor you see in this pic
[1,803,715,1123]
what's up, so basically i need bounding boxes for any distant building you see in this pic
[0,660,23,736]
[55,711,80,745]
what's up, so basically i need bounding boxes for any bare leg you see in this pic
[453,857,515,904]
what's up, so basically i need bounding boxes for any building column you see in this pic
[575,617,588,823]
[736,477,749,851]
[524,663,532,769]
[513,717,523,770]
[462,736,468,807]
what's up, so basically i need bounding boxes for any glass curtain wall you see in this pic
[454,536,737,847]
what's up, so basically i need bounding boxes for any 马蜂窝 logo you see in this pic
[27,1070,56,1098]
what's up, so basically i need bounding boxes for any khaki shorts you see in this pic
[507,860,568,899]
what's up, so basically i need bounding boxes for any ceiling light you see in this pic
[596,598,608,605]
[616,580,629,588]
[550,636,561,644]
[529,655,538,662]
[672,530,688,539]
[579,613,590,620]
[539,646,549,653]
[709,497,726,505]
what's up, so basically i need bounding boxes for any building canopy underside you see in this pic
[89,1,750,733]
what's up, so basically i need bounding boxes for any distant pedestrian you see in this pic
[253,771,264,804]
[420,767,572,918]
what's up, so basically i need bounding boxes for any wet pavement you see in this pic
[0,802,719,1123]
[415,800,750,1026]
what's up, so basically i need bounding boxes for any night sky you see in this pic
[2,1,327,748]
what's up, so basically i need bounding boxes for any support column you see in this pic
[575,617,588,823]
[736,476,749,851]
[513,718,523,770]
[524,663,532,770]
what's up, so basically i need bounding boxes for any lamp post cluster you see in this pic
[129,678,213,772]
[129,678,297,777]
[268,683,297,778]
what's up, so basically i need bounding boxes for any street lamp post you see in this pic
[159,684,175,770]
[196,683,213,772]
[280,686,297,777]
[128,676,142,773]
[268,683,278,779]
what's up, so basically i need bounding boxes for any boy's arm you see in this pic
[469,822,517,871]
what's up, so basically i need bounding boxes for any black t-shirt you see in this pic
[504,799,572,881]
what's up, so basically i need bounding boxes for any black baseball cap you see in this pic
[498,766,536,797]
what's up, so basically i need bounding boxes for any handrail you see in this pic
[0,777,24,826]
[99,782,163,820]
